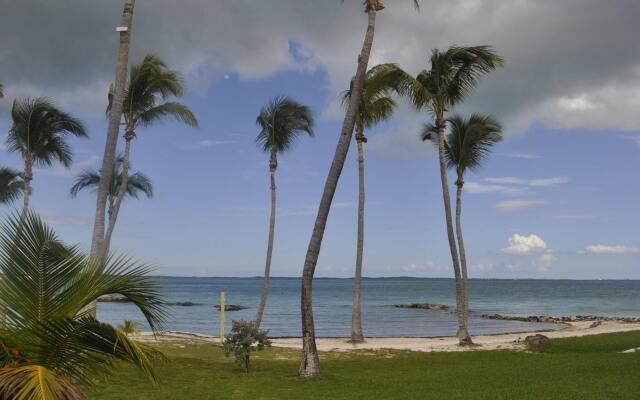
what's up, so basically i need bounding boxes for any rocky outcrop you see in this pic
[214,304,247,311]
[524,334,550,350]
[481,314,640,324]
[97,296,201,306]
[394,303,450,312]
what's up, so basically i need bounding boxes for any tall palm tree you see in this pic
[0,167,24,205]
[99,54,197,260]
[91,0,137,261]
[404,46,503,345]
[341,64,399,343]
[299,0,419,378]
[70,156,153,255]
[0,212,166,400]
[254,96,314,329]
[422,113,503,330]
[6,97,87,215]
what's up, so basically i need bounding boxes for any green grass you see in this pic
[89,331,640,400]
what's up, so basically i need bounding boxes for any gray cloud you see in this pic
[1,0,639,136]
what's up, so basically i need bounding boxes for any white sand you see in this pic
[137,321,640,352]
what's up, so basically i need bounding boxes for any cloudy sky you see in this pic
[0,0,639,279]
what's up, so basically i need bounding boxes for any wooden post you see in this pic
[219,291,225,343]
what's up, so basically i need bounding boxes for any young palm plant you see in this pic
[422,113,503,332]
[254,96,314,329]
[70,156,153,256]
[0,212,166,400]
[341,64,399,343]
[403,46,503,345]
[99,54,197,259]
[0,167,24,205]
[6,97,87,215]
[299,0,419,378]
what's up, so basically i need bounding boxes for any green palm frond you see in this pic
[0,167,24,204]
[421,113,503,174]
[255,96,315,154]
[0,212,166,399]
[107,54,198,133]
[0,81,4,99]
[70,156,153,200]
[7,97,87,167]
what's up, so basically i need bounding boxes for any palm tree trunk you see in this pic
[455,173,473,345]
[255,152,277,328]
[90,0,135,260]
[299,8,377,378]
[21,154,32,217]
[102,134,133,259]
[436,117,470,346]
[351,121,366,343]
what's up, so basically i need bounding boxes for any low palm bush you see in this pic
[0,212,167,399]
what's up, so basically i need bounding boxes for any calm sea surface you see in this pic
[97,277,640,337]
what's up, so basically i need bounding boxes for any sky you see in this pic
[0,0,639,279]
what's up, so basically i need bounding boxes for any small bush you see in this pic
[118,320,141,335]
[223,320,271,373]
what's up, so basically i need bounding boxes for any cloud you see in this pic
[465,182,526,196]
[502,234,549,255]
[2,0,639,137]
[552,214,594,220]
[41,213,92,226]
[485,176,569,187]
[501,233,556,271]
[500,152,542,160]
[495,199,547,212]
[583,245,640,255]
[182,139,239,150]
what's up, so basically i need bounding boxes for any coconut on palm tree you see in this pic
[0,167,24,205]
[99,54,197,259]
[402,46,503,345]
[6,97,87,215]
[0,212,166,400]
[91,0,137,261]
[254,96,314,329]
[422,113,503,331]
[341,63,400,343]
[299,0,419,378]
[70,156,153,255]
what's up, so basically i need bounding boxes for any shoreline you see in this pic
[136,320,640,352]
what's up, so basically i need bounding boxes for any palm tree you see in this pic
[0,81,4,98]
[91,0,136,261]
[403,46,503,345]
[0,167,24,205]
[422,113,503,332]
[70,156,153,255]
[254,96,314,329]
[341,64,399,343]
[98,54,197,260]
[299,0,419,378]
[6,97,87,215]
[0,212,166,400]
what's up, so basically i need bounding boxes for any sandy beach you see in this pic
[136,320,640,352]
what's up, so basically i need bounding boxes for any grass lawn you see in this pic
[89,331,640,400]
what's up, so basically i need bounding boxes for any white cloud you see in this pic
[553,214,594,220]
[495,199,547,212]
[41,213,92,226]
[465,182,526,196]
[501,234,556,272]
[182,139,239,150]
[486,176,569,187]
[502,234,549,255]
[583,245,640,255]
[529,177,570,187]
[501,152,542,160]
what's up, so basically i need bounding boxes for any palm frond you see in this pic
[0,167,24,204]
[255,96,314,154]
[70,157,152,200]
[137,102,198,128]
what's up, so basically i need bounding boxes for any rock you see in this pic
[214,304,247,311]
[394,303,450,311]
[589,321,602,328]
[168,301,201,307]
[97,295,131,303]
[524,334,550,350]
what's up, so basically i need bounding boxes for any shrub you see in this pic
[223,320,271,373]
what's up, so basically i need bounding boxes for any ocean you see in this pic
[97,277,640,337]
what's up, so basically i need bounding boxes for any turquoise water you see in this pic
[98,277,640,337]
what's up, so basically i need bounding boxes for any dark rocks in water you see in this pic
[215,304,247,312]
[481,314,640,324]
[97,295,130,303]
[168,301,201,307]
[394,303,450,312]
[524,334,550,350]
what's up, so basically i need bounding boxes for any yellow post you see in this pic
[219,292,225,343]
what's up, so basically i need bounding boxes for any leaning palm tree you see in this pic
[299,0,419,378]
[403,46,503,345]
[422,113,503,332]
[99,54,197,260]
[6,97,87,214]
[91,0,137,261]
[254,96,314,329]
[341,64,399,343]
[0,167,24,205]
[70,156,153,255]
[0,212,166,400]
